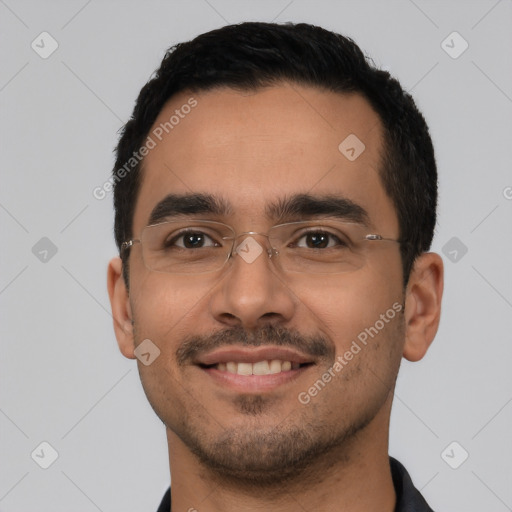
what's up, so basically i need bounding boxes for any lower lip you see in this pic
[198,365,314,392]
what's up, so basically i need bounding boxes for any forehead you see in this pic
[133,83,397,234]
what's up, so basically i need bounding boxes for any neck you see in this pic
[165,409,396,512]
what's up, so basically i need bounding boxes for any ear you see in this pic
[403,252,444,362]
[107,257,136,359]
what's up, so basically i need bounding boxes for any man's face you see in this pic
[124,84,405,482]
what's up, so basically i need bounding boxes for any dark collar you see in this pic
[390,457,434,511]
[156,457,434,512]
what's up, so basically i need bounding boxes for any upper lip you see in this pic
[195,346,316,366]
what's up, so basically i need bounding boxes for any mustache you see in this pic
[176,324,334,366]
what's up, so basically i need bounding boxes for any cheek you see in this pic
[289,265,403,353]
[304,275,405,396]
[129,273,207,347]
[128,276,208,423]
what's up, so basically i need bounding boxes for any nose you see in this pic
[208,233,296,330]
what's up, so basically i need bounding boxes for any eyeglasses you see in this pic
[121,219,401,275]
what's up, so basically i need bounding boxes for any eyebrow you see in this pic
[148,193,232,225]
[147,193,371,227]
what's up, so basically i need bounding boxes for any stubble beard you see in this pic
[135,314,404,491]
[168,369,392,493]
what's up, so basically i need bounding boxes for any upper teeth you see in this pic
[216,360,299,375]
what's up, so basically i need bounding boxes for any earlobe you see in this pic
[403,252,444,362]
[107,257,136,359]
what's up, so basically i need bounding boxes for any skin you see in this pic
[107,83,443,512]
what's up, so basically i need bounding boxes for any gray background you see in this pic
[1,0,511,510]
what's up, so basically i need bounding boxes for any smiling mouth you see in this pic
[199,360,314,376]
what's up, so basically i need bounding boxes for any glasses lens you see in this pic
[138,220,394,275]
[141,221,234,274]
[269,221,369,274]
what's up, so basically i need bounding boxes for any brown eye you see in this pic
[294,230,346,249]
[305,232,329,248]
[165,231,218,249]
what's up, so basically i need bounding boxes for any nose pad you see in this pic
[268,247,279,258]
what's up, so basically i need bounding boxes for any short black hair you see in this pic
[112,21,437,287]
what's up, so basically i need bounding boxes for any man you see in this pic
[107,22,443,512]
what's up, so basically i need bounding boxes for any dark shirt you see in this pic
[156,457,434,511]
